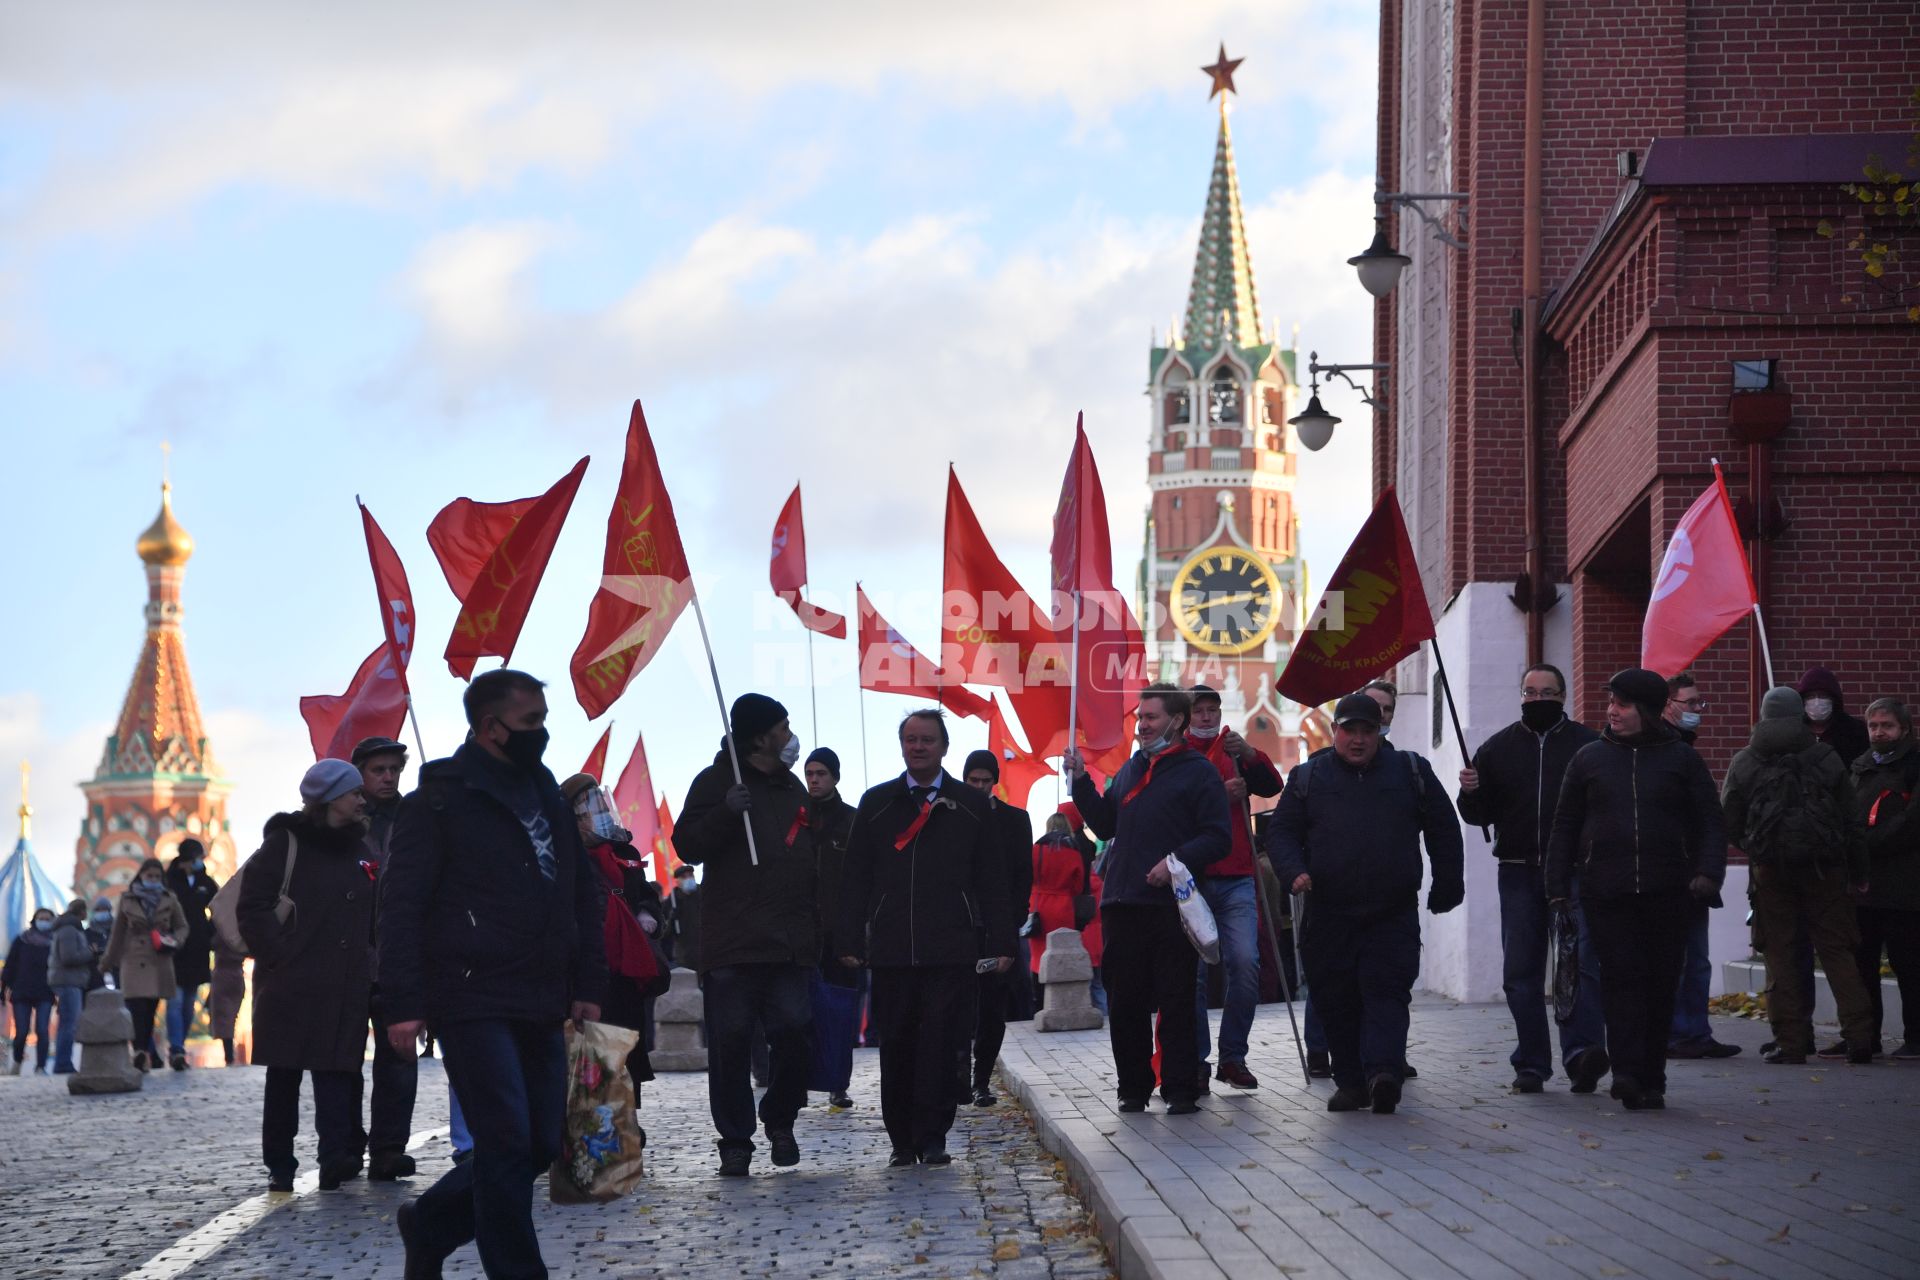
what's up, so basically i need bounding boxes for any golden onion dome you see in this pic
[136,482,195,566]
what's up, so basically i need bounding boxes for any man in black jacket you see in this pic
[1546,667,1726,1111]
[1457,663,1608,1094]
[1270,693,1464,1115]
[380,670,606,1280]
[677,693,820,1177]
[961,748,1035,1107]
[162,838,219,1072]
[837,710,1015,1166]
[805,746,860,1110]
[353,734,418,1181]
[1067,684,1232,1117]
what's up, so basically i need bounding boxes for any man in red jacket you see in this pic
[1186,685,1283,1091]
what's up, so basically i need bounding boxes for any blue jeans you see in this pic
[411,1019,567,1279]
[1089,967,1108,1015]
[52,986,83,1072]
[10,997,52,1068]
[166,983,202,1056]
[1497,864,1605,1079]
[448,1081,472,1155]
[1669,903,1713,1046]
[1195,876,1260,1068]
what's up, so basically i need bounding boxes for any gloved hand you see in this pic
[723,784,752,814]
[1426,882,1465,915]
[1688,875,1719,903]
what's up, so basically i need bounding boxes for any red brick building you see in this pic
[1364,0,1920,999]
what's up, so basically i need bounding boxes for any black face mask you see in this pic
[1520,700,1564,733]
[499,726,550,771]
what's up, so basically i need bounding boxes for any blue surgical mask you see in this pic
[92,911,113,925]
[33,919,52,933]
[1379,723,1392,738]
[1677,710,1702,732]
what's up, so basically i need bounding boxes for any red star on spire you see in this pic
[1201,44,1244,100]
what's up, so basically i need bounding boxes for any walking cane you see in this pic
[1253,842,1312,1089]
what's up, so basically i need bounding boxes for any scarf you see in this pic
[128,879,166,921]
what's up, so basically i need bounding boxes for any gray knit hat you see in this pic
[1760,686,1804,721]
[300,759,364,805]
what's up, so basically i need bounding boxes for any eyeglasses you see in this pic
[1520,688,1563,701]
[1670,698,1709,711]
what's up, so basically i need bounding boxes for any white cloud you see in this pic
[405,221,564,351]
[0,693,108,898]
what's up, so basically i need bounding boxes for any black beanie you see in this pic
[1609,667,1671,725]
[963,748,999,781]
[805,747,841,779]
[730,693,789,747]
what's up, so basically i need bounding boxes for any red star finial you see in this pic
[1201,43,1243,100]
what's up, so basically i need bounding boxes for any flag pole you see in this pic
[1426,638,1490,841]
[1064,588,1082,782]
[804,590,820,747]
[1751,603,1775,689]
[404,695,428,760]
[858,681,870,793]
[691,591,760,867]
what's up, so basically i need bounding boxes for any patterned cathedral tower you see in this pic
[74,475,234,899]
[1140,51,1316,774]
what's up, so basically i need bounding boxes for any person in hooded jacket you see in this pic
[838,709,1016,1165]
[1270,693,1465,1115]
[238,760,377,1193]
[1849,698,1920,1060]
[46,898,94,1073]
[1068,684,1233,1117]
[163,838,219,1071]
[1028,813,1093,972]
[1721,687,1872,1064]
[677,693,820,1178]
[103,858,187,1073]
[1797,666,1871,768]
[3,906,57,1074]
[379,670,607,1280]
[1457,663,1608,1094]
[1546,668,1727,1111]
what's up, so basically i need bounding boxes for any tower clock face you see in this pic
[1171,546,1282,655]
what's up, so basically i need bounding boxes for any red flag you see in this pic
[580,724,613,782]
[857,585,993,722]
[769,484,848,638]
[301,643,407,761]
[653,798,681,893]
[1641,464,1758,677]
[944,469,1073,754]
[360,503,417,698]
[1049,416,1144,756]
[571,402,695,719]
[611,731,662,857]
[988,696,1053,809]
[1277,487,1435,708]
[430,456,589,679]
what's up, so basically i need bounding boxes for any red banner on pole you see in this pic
[359,502,417,697]
[1049,415,1143,756]
[1641,464,1758,677]
[1276,487,1435,708]
[769,483,848,638]
[856,585,992,723]
[611,731,661,857]
[300,643,407,761]
[580,724,613,783]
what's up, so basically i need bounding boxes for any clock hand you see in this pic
[1182,590,1263,610]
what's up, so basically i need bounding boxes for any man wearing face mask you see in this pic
[1849,698,1920,1060]
[1363,681,1398,736]
[1185,684,1283,1093]
[676,693,820,1178]
[352,736,419,1182]
[1661,674,1743,1061]
[3,907,58,1075]
[1797,666,1871,767]
[1458,665,1607,1094]
[380,669,606,1280]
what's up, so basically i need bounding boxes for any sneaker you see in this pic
[1567,1047,1609,1095]
[1699,1039,1741,1059]
[1759,1039,1777,1055]
[267,1173,295,1194]
[1327,1087,1368,1112]
[1165,1098,1201,1116]
[169,1053,189,1071]
[767,1128,800,1167]
[1816,1040,1856,1061]
[918,1144,953,1166]
[717,1146,752,1177]
[1847,1043,1875,1066]
[369,1150,418,1181]
[1761,1046,1808,1065]
[828,1091,854,1110]
[1216,1062,1259,1090]
[1368,1073,1402,1115]
[1307,1049,1332,1079]
[1892,1041,1920,1061]
[888,1148,917,1168]
[1117,1097,1148,1113]
[1640,1093,1667,1111]
[972,1087,996,1108]
[1512,1071,1544,1094]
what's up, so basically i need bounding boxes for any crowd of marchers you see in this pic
[5,662,1913,1280]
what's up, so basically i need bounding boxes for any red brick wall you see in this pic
[1685,2,1920,133]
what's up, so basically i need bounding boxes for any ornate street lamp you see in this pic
[1351,192,1469,298]
[1287,351,1388,452]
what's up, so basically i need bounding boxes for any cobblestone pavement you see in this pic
[1000,997,1920,1280]
[0,1048,1111,1279]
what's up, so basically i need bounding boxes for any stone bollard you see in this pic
[1034,929,1104,1032]
[68,989,143,1095]
[649,967,709,1071]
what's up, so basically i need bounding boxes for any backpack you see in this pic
[209,832,300,956]
[1741,752,1846,869]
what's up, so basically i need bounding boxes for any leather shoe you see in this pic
[1368,1073,1401,1115]
[1165,1098,1201,1116]
[888,1149,917,1168]
[1762,1046,1807,1065]
[397,1201,443,1280]
[1512,1071,1544,1094]
[717,1146,752,1177]
[767,1128,800,1167]
[1611,1074,1646,1111]
[318,1161,361,1192]
[918,1144,952,1166]
[1327,1086,1367,1112]
[1117,1097,1148,1113]
[1216,1062,1259,1090]
[267,1173,295,1194]
[1307,1049,1332,1079]
[972,1087,996,1107]
[369,1150,417,1181]
[1567,1047,1609,1095]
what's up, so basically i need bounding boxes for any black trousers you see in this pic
[970,968,1020,1088]
[262,1066,365,1180]
[1301,902,1421,1091]
[1586,891,1693,1094]
[369,988,418,1156]
[125,997,158,1060]
[703,963,812,1151]
[871,964,974,1154]
[1100,904,1200,1104]
[1855,906,1920,1045]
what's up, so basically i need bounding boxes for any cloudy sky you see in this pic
[0,2,1383,884]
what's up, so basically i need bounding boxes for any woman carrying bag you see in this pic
[103,858,188,1072]
[237,760,376,1193]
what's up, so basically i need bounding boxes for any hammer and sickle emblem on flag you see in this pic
[1649,528,1694,604]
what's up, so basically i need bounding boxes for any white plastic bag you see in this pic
[1165,854,1220,964]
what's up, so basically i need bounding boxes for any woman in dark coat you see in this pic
[236,760,375,1193]
[163,839,220,1069]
